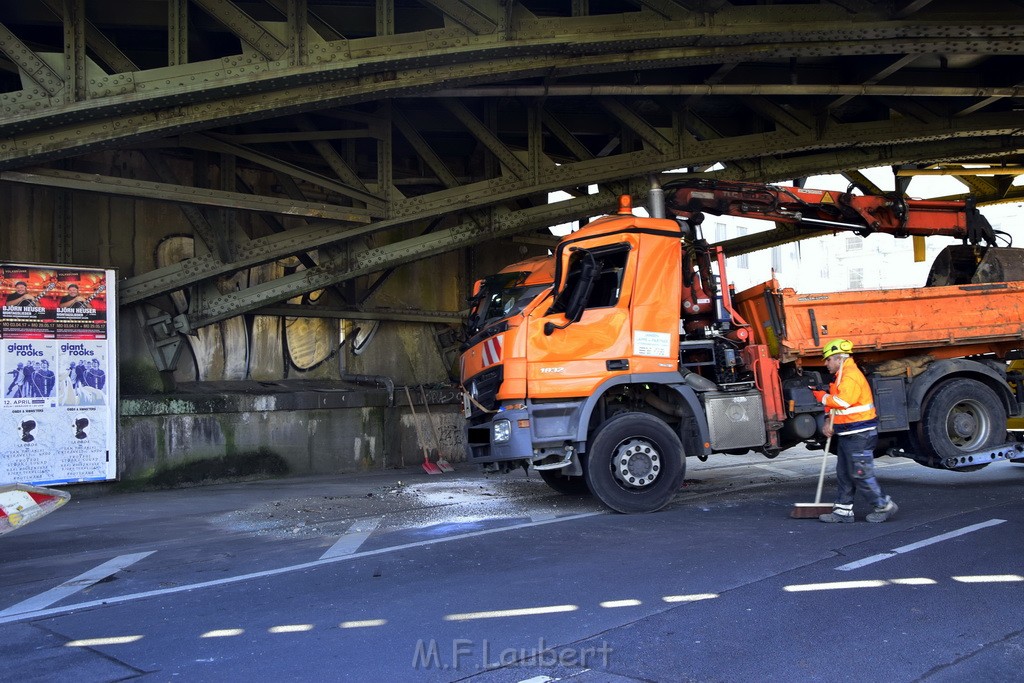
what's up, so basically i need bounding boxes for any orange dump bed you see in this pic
[733,279,1024,364]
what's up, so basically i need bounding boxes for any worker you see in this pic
[812,339,898,523]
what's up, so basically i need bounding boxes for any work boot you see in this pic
[819,504,854,523]
[866,497,898,523]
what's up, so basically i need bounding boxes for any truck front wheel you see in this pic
[916,378,1006,469]
[584,413,685,513]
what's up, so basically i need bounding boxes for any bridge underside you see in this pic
[1,0,1023,379]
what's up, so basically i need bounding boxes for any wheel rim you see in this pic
[611,438,661,488]
[944,398,991,450]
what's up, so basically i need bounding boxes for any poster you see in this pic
[1,265,116,485]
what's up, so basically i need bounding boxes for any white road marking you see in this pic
[320,517,383,559]
[0,512,601,626]
[0,551,155,617]
[836,519,1007,571]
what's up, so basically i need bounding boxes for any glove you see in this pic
[812,390,826,403]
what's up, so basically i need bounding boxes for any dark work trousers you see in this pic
[834,428,887,508]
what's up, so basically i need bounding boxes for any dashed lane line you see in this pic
[836,519,1007,571]
[0,551,156,618]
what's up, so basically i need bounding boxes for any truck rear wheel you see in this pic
[584,412,685,513]
[538,469,590,496]
[916,379,1006,469]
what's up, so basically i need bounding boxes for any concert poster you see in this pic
[0,265,58,338]
[0,263,116,485]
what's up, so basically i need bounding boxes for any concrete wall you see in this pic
[119,386,466,481]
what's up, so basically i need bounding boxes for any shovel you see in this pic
[405,386,442,475]
[419,385,455,472]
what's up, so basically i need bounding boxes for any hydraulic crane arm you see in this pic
[663,178,997,246]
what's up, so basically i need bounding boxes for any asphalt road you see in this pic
[2,449,1023,682]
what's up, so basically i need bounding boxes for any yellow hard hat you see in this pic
[822,338,853,359]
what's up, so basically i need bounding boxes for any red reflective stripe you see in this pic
[482,335,503,366]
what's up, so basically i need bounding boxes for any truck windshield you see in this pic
[467,272,551,336]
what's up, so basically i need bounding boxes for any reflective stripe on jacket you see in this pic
[821,357,877,429]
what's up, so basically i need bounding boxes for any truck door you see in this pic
[526,240,636,398]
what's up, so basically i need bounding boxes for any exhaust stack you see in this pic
[648,175,666,219]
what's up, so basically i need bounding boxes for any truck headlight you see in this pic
[493,419,512,444]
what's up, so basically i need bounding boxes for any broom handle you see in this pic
[813,432,831,504]
[813,361,844,505]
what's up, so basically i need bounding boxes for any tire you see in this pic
[915,379,1006,470]
[538,469,591,496]
[584,412,685,513]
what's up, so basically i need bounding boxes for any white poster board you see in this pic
[1,264,116,485]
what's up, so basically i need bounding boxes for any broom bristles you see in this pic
[790,503,833,519]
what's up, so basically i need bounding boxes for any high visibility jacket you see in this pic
[821,357,877,434]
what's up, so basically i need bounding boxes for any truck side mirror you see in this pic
[544,252,598,335]
[563,254,599,323]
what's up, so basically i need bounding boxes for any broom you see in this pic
[790,363,843,519]
[789,427,834,518]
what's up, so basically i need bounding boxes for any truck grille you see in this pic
[464,366,503,419]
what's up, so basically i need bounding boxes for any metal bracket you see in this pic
[944,442,1024,469]
[134,304,186,373]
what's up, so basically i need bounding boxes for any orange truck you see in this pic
[460,179,1024,513]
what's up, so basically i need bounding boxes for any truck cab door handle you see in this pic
[607,359,629,371]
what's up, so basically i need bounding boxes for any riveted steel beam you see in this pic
[168,0,188,66]
[62,0,86,103]
[599,97,675,155]
[419,0,498,35]
[739,96,812,136]
[631,0,694,21]
[253,304,462,324]
[139,129,1024,328]
[0,0,1020,335]
[841,170,883,196]
[441,98,531,180]
[0,166,373,224]
[393,106,459,188]
[38,0,137,73]
[0,21,64,97]
[2,26,1023,165]
[184,183,646,329]
[144,149,236,262]
[113,108,1024,309]
[181,133,384,210]
[894,0,937,19]
[192,0,287,61]
[828,55,918,110]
